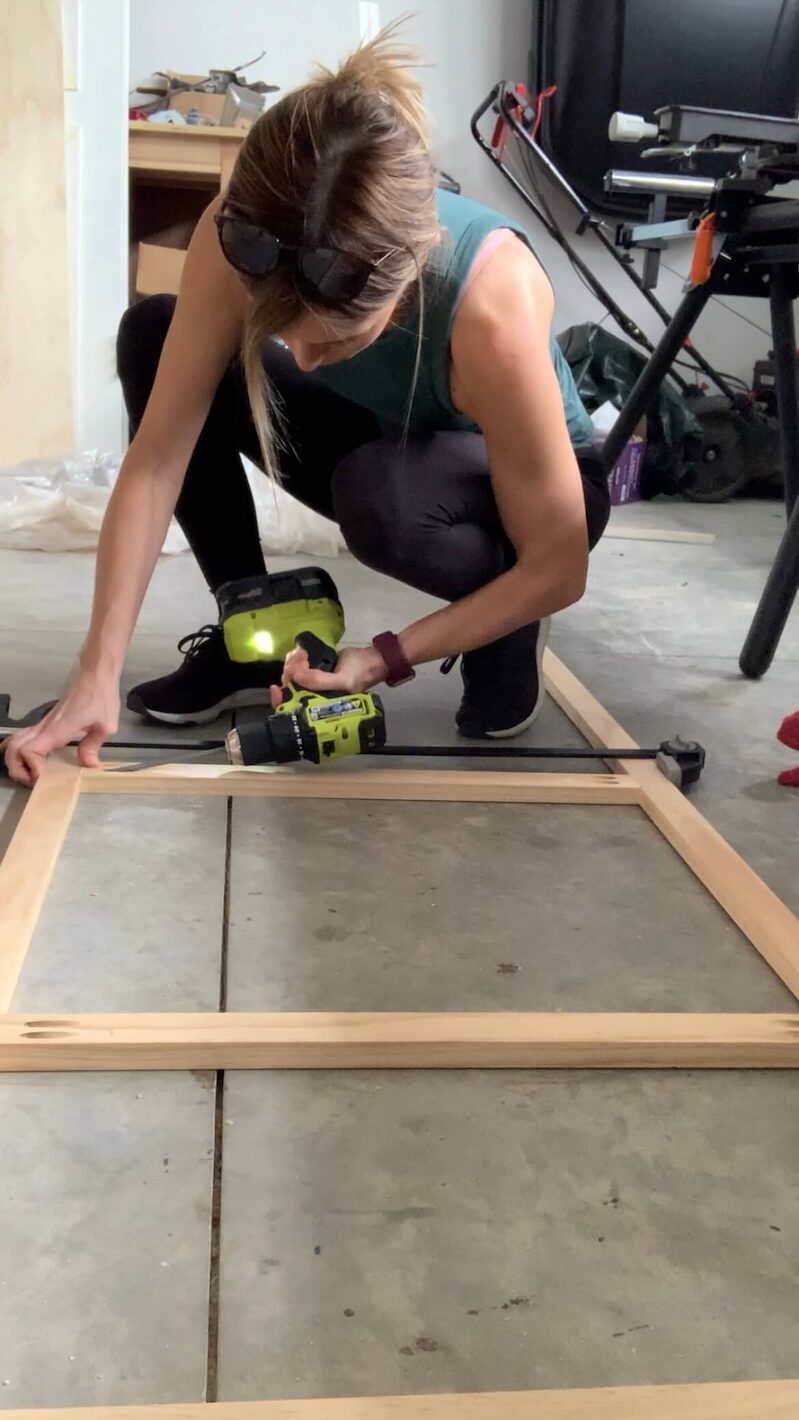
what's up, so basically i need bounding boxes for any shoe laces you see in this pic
[177,624,219,660]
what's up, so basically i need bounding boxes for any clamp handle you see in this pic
[657,736,706,788]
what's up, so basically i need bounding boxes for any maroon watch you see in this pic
[372,631,416,688]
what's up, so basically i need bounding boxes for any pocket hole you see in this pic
[22,1030,73,1040]
[24,1019,74,1028]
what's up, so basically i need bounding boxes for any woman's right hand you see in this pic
[1,670,120,787]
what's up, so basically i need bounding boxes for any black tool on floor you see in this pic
[0,694,58,731]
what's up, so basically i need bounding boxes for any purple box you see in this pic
[607,435,646,506]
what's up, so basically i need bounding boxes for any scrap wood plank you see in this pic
[4,1377,799,1417]
[1,1012,797,1071]
[0,757,81,1011]
[82,764,638,805]
[543,650,799,1002]
[604,526,716,544]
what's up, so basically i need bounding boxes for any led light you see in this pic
[252,630,274,655]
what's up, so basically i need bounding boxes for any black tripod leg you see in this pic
[770,266,799,516]
[739,491,799,677]
[739,266,799,677]
[601,282,714,470]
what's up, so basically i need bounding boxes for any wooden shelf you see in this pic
[128,119,245,187]
[129,119,246,139]
[128,120,247,297]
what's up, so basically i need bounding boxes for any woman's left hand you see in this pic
[269,644,386,706]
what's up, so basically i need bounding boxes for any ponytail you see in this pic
[226,20,439,483]
[314,19,429,142]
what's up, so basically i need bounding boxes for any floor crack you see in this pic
[205,795,232,1401]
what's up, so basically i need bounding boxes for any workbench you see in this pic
[129,120,247,297]
[129,119,246,192]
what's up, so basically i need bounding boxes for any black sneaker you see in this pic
[455,617,551,739]
[126,625,281,725]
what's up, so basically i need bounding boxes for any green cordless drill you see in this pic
[216,570,386,767]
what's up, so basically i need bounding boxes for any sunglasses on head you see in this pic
[214,212,386,307]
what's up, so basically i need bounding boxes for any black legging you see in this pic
[117,294,609,654]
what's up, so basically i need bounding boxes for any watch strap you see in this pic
[372,631,416,688]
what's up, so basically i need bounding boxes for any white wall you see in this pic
[375,0,531,208]
[63,0,129,451]
[127,0,774,384]
[129,0,363,94]
[128,0,527,211]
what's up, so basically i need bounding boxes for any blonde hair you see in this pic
[225,21,440,480]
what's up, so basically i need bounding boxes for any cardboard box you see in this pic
[163,70,208,85]
[136,243,186,297]
[168,90,226,125]
[607,433,646,505]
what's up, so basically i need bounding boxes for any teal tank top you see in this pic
[312,188,593,449]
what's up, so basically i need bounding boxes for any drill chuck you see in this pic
[226,710,320,766]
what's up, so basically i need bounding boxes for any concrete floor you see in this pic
[0,497,798,1405]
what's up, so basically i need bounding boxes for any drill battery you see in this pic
[216,566,344,664]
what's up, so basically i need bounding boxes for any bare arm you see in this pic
[84,200,245,675]
[399,239,588,663]
[3,199,246,782]
[286,238,590,693]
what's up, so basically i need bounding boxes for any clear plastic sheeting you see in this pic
[0,451,125,553]
[0,452,344,557]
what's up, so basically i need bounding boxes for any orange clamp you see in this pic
[689,212,717,285]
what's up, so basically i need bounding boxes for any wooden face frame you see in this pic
[1,652,798,1417]
[1,651,797,1070]
[2,1379,799,1418]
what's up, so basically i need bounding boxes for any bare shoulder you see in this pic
[450,235,554,413]
[144,195,247,410]
[178,195,247,336]
[126,197,248,463]
[455,234,554,337]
